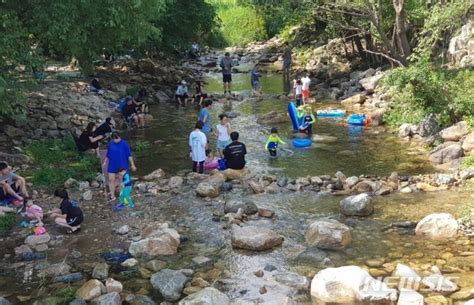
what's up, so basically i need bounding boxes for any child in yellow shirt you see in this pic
[265,128,286,157]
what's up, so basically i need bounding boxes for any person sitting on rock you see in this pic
[224,132,247,170]
[89,78,105,95]
[203,149,219,172]
[0,161,28,206]
[93,117,115,139]
[49,189,83,234]
[122,99,146,128]
[77,122,105,156]
[192,81,207,105]
[134,88,149,114]
[175,80,189,106]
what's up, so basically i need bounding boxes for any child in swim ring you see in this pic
[265,127,286,157]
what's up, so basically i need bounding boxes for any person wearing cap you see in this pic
[102,132,136,202]
[175,80,189,106]
[0,161,28,205]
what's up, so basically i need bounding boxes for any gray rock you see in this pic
[345,176,359,188]
[168,176,184,189]
[91,292,121,305]
[150,269,189,301]
[417,114,439,137]
[231,225,284,251]
[53,272,83,283]
[82,190,93,201]
[25,233,51,246]
[0,297,11,305]
[224,199,258,215]
[178,287,230,305]
[124,295,157,305]
[69,299,86,305]
[277,176,289,187]
[92,262,109,280]
[305,218,352,250]
[429,143,464,164]
[440,121,468,141]
[295,247,328,264]
[460,167,474,180]
[264,264,277,272]
[116,225,129,235]
[340,193,374,216]
[399,123,415,138]
[273,272,310,290]
[78,181,90,191]
[359,73,384,93]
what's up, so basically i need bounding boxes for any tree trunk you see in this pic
[393,0,411,58]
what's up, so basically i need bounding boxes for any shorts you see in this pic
[283,60,291,70]
[67,214,83,227]
[0,183,19,201]
[217,139,231,150]
[303,89,310,99]
[223,74,232,83]
[126,113,137,123]
[176,94,188,100]
[295,94,303,106]
[193,93,208,99]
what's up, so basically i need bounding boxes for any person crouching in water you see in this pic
[298,105,316,135]
[265,127,286,157]
[113,167,134,211]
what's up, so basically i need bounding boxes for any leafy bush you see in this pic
[25,136,100,188]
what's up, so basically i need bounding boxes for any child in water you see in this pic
[298,105,316,135]
[113,168,134,211]
[265,128,286,157]
[203,149,219,171]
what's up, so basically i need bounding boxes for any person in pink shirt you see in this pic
[21,197,43,224]
[203,149,219,172]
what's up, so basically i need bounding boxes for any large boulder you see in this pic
[429,143,464,164]
[178,287,230,305]
[359,73,384,93]
[340,193,374,216]
[440,121,468,141]
[223,168,249,180]
[143,169,166,181]
[341,93,366,107]
[129,223,180,258]
[415,213,458,240]
[76,279,106,301]
[305,218,352,250]
[150,269,189,301]
[417,114,439,137]
[311,266,397,303]
[462,132,474,153]
[231,225,284,251]
[224,199,258,215]
[196,173,226,198]
[25,233,51,246]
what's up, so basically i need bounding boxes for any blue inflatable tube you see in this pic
[316,109,345,118]
[288,102,301,131]
[292,138,312,148]
[347,114,367,126]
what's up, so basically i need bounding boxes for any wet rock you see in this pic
[440,121,468,141]
[53,272,83,283]
[295,247,328,264]
[310,266,397,303]
[273,272,310,290]
[106,278,123,293]
[92,262,109,280]
[168,176,184,189]
[340,193,374,216]
[69,300,86,305]
[121,258,138,268]
[345,176,359,188]
[353,180,376,193]
[195,182,220,198]
[462,132,474,153]
[150,269,189,301]
[191,277,210,288]
[0,297,11,305]
[76,279,106,301]
[264,264,277,272]
[178,287,230,305]
[258,208,275,218]
[231,225,284,251]
[429,143,464,164]
[191,256,212,267]
[224,199,258,215]
[264,182,280,193]
[223,168,249,180]
[25,233,51,246]
[305,218,352,250]
[415,213,458,240]
[91,292,121,305]
[309,176,323,185]
[145,260,167,272]
[221,182,233,192]
[129,223,180,258]
[359,73,384,93]
[116,225,129,235]
[248,180,264,194]
[82,190,93,201]
[397,289,423,305]
[143,169,166,181]
[124,295,157,305]
[277,176,289,187]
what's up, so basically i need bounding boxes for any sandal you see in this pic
[67,227,81,234]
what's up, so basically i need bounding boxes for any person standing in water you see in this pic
[189,121,208,174]
[265,127,286,157]
[215,114,232,158]
[301,71,311,104]
[282,42,292,75]
[251,64,262,94]
[198,99,213,135]
[220,52,233,95]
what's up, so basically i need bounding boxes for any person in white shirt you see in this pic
[293,79,303,106]
[301,72,311,104]
[189,121,208,173]
[215,114,232,157]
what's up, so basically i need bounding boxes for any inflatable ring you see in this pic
[292,138,312,148]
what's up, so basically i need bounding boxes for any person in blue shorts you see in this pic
[103,132,136,202]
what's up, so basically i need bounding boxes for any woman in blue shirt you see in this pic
[103,132,136,202]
